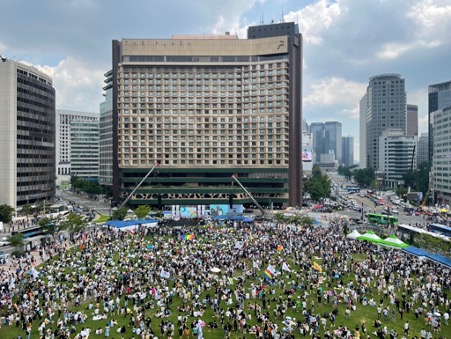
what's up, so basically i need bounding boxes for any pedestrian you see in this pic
[391,308,395,323]
[403,321,409,336]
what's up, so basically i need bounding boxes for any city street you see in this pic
[56,189,111,217]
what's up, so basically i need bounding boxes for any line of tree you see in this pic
[338,163,430,199]
[70,176,102,195]
[304,165,331,201]
[273,213,315,228]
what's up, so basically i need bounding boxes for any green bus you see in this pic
[367,213,398,225]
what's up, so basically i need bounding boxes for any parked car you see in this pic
[0,237,10,247]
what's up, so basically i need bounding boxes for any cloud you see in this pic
[408,0,451,45]
[22,58,104,112]
[304,77,366,112]
[52,58,105,111]
[284,0,341,44]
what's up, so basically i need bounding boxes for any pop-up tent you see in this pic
[380,235,409,248]
[357,230,381,243]
[347,229,362,239]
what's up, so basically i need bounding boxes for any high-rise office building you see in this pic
[342,136,354,167]
[111,23,303,208]
[0,59,55,208]
[325,121,342,164]
[359,94,368,168]
[428,81,451,165]
[56,109,99,186]
[378,129,417,189]
[310,122,325,164]
[70,119,100,180]
[417,133,429,167]
[360,74,406,170]
[431,106,451,204]
[310,121,342,164]
[99,70,114,187]
[406,104,418,136]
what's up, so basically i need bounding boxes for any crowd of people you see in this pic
[0,218,450,339]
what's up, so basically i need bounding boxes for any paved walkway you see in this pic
[1,239,75,274]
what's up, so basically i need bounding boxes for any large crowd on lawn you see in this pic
[0,219,450,339]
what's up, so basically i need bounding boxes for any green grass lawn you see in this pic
[1,229,450,339]
[94,214,110,224]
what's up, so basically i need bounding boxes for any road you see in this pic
[56,190,112,217]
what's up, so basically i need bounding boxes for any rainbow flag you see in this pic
[180,234,195,241]
[264,265,276,280]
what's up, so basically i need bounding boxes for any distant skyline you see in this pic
[1,0,450,162]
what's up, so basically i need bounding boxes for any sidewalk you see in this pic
[0,239,75,274]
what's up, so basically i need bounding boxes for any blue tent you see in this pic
[427,253,451,267]
[403,246,429,257]
[403,246,451,268]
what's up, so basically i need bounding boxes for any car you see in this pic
[391,209,399,214]
[0,237,10,247]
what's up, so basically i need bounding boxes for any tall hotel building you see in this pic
[0,59,55,208]
[111,23,303,208]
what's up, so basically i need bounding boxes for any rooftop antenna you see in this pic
[260,13,264,25]
[281,9,285,23]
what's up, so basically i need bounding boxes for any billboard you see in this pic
[209,204,243,217]
[179,206,198,218]
[302,151,312,162]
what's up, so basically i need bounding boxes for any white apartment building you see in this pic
[379,129,417,189]
[431,106,451,205]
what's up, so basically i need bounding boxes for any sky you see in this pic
[1,0,450,162]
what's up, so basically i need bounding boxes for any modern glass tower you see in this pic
[111,23,303,208]
[342,136,354,167]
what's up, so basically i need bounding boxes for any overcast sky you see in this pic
[1,0,450,162]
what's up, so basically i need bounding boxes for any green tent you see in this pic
[379,235,409,248]
[357,230,381,243]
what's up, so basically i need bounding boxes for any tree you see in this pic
[403,162,430,197]
[112,207,128,221]
[337,165,352,179]
[21,204,34,220]
[134,205,151,219]
[38,217,67,240]
[304,165,331,202]
[353,168,375,188]
[59,213,87,236]
[8,233,25,253]
[0,204,15,223]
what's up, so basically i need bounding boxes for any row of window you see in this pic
[121,159,287,166]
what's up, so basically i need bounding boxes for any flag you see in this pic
[160,268,171,279]
[264,265,276,280]
[180,234,195,241]
[282,262,291,272]
[277,245,283,252]
[234,241,243,249]
[253,260,260,270]
[313,262,322,273]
